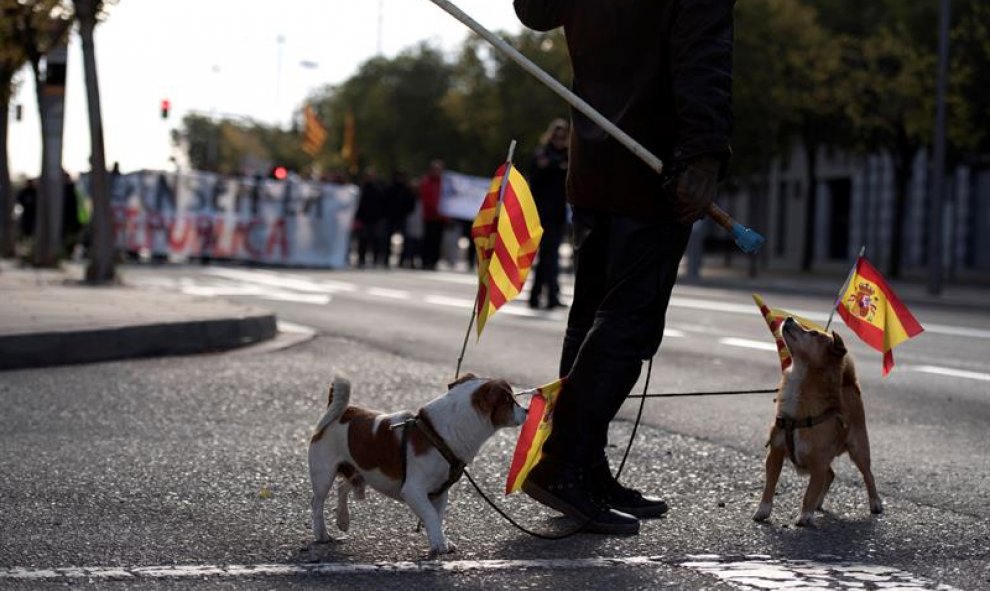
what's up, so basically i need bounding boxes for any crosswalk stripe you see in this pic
[0,556,958,589]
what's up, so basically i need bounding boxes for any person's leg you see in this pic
[544,222,563,307]
[558,208,608,379]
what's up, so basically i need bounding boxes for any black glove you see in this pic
[666,155,720,224]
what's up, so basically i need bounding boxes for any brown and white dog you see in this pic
[753,317,884,526]
[307,373,526,556]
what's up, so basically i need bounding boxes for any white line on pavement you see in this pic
[0,557,666,581]
[905,365,990,382]
[203,268,357,293]
[668,297,990,340]
[718,337,778,352]
[366,287,411,300]
[0,556,958,589]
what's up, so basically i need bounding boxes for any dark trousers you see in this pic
[542,207,692,466]
[422,220,445,270]
[529,221,563,306]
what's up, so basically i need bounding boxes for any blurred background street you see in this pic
[2,0,989,589]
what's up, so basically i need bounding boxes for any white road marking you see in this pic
[905,365,990,382]
[664,328,687,338]
[180,283,331,305]
[367,287,411,300]
[276,320,317,336]
[0,556,958,589]
[203,268,357,293]
[681,555,959,591]
[0,557,664,581]
[668,296,990,340]
[719,337,779,352]
[424,294,474,309]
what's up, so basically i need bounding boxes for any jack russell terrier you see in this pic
[308,373,526,556]
[754,318,883,527]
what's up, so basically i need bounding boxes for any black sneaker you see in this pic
[522,460,640,535]
[591,463,669,519]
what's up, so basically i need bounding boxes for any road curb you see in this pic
[0,313,277,371]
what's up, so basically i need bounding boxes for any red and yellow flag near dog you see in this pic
[505,379,564,494]
[836,256,923,376]
[470,161,543,337]
[753,294,825,372]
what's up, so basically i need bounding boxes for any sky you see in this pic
[7,0,526,178]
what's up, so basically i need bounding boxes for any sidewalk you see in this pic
[0,261,277,371]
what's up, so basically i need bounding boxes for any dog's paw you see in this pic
[795,512,816,527]
[870,498,884,515]
[752,503,772,522]
[428,540,457,558]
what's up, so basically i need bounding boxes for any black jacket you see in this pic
[529,144,569,226]
[514,0,734,218]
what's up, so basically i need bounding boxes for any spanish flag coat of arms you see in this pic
[837,257,924,376]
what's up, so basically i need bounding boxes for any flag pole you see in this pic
[825,245,866,331]
[455,139,518,380]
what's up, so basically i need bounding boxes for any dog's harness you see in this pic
[771,409,842,467]
[396,412,465,500]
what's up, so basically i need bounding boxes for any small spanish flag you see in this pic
[837,256,923,376]
[505,379,563,494]
[471,162,543,337]
[753,294,825,372]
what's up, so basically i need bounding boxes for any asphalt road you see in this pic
[1,262,988,589]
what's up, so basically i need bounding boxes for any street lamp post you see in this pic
[929,0,950,295]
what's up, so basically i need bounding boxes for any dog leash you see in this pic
[465,364,777,540]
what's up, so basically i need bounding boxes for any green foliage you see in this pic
[172,5,988,183]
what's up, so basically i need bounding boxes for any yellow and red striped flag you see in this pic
[505,379,564,494]
[301,105,327,156]
[471,162,543,337]
[837,256,923,376]
[753,294,826,372]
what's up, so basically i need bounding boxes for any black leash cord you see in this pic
[615,358,653,480]
[468,375,777,539]
[628,387,777,399]
[461,468,588,540]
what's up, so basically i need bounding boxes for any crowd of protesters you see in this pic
[350,120,570,292]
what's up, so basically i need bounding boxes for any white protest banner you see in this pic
[438,170,492,221]
[83,170,359,268]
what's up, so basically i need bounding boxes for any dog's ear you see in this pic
[830,331,847,357]
[448,373,477,390]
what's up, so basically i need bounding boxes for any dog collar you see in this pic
[397,412,466,500]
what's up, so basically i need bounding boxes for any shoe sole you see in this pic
[610,504,669,519]
[522,481,640,535]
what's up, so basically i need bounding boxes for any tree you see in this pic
[0,0,30,258]
[74,0,115,283]
[844,30,936,278]
[8,0,71,267]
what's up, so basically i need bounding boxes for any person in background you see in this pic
[16,179,38,240]
[528,118,570,309]
[354,167,386,267]
[62,171,84,258]
[419,159,445,270]
[383,170,415,269]
[400,178,424,269]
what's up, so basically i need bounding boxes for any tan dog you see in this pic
[308,374,526,556]
[753,317,883,526]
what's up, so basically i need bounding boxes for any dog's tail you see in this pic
[310,375,351,443]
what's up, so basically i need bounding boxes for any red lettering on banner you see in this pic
[231,218,263,258]
[125,208,142,252]
[210,220,229,257]
[167,217,193,252]
[266,218,288,259]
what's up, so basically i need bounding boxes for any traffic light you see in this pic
[160,99,170,119]
[270,166,288,181]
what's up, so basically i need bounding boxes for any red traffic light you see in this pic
[273,166,288,180]
[160,99,170,119]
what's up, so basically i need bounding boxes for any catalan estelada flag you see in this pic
[301,106,327,156]
[505,379,564,494]
[471,163,543,337]
[753,294,825,372]
[837,256,923,376]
